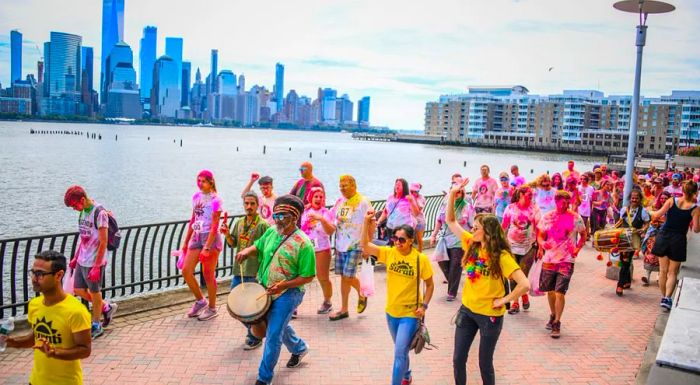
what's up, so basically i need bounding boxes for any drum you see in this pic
[593,228,642,252]
[226,282,271,325]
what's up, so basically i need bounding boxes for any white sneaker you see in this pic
[197,307,219,321]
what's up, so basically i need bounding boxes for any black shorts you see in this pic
[539,262,575,294]
[650,230,687,262]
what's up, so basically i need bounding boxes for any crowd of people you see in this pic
[3,159,700,385]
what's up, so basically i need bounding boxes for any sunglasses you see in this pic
[299,167,308,172]
[390,236,409,244]
[500,177,509,181]
[29,269,56,278]
[272,213,290,221]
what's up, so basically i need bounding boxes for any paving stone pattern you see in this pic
[0,245,662,385]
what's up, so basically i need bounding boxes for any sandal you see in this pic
[329,312,349,321]
[357,296,368,314]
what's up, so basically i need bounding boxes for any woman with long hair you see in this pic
[180,170,224,320]
[641,191,671,286]
[378,178,420,242]
[533,174,556,215]
[409,183,427,252]
[590,180,612,235]
[649,181,700,310]
[501,185,541,313]
[361,218,435,385]
[300,187,336,314]
[445,179,530,385]
[551,173,564,190]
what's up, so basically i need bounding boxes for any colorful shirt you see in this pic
[413,194,427,228]
[502,203,541,255]
[76,203,109,267]
[664,184,683,198]
[438,200,474,248]
[535,188,556,214]
[332,193,372,252]
[385,195,415,229]
[301,207,334,251]
[578,185,594,217]
[376,246,433,318]
[27,294,91,385]
[511,175,526,187]
[592,190,610,211]
[229,214,270,277]
[459,231,520,317]
[191,192,223,234]
[494,186,513,219]
[258,193,277,225]
[473,177,499,210]
[254,227,316,296]
[538,210,586,264]
[290,177,324,205]
[562,169,580,181]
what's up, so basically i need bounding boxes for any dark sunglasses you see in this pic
[272,213,289,221]
[500,177,509,181]
[29,269,57,278]
[390,236,409,244]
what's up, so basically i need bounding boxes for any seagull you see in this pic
[548,67,554,72]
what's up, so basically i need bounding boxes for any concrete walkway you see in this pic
[1,243,666,385]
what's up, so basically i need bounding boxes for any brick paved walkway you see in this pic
[1,245,662,385]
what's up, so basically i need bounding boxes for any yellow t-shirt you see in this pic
[377,246,433,318]
[460,231,520,316]
[27,294,91,385]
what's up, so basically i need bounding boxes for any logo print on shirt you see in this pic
[389,260,415,277]
[33,317,62,345]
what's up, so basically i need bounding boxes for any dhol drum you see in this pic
[227,282,271,338]
[593,228,642,252]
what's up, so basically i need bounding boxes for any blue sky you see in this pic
[1,0,699,130]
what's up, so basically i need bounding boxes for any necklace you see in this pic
[464,247,488,282]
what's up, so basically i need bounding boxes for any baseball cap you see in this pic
[409,182,421,192]
[672,173,682,180]
[258,176,273,184]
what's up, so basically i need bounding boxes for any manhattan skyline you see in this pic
[1,0,699,130]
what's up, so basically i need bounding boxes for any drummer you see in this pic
[613,189,650,296]
[235,195,316,385]
[221,191,270,350]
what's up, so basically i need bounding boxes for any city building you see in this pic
[40,31,87,116]
[104,42,140,119]
[358,96,370,126]
[165,37,183,94]
[336,94,353,124]
[181,61,191,107]
[274,63,284,113]
[151,55,179,118]
[11,30,22,85]
[80,46,97,115]
[209,49,218,94]
[139,26,157,107]
[320,88,337,123]
[424,86,700,156]
[189,67,206,119]
[100,0,124,104]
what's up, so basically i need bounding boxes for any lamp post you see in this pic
[614,0,675,206]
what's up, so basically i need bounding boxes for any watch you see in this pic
[421,302,429,310]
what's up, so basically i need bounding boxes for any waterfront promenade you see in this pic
[0,243,664,385]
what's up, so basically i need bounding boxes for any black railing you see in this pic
[1,195,444,318]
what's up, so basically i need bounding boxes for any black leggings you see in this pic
[617,250,634,288]
[439,247,463,296]
[453,306,503,385]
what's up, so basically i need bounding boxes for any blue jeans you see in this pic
[258,288,308,384]
[231,276,261,344]
[386,313,420,385]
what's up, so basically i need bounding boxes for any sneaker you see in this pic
[446,294,456,302]
[198,307,219,321]
[401,377,413,385]
[187,299,208,318]
[102,302,118,328]
[291,309,298,319]
[91,322,104,339]
[616,287,624,297]
[641,276,650,286]
[244,338,263,351]
[286,349,308,368]
[522,295,530,310]
[357,296,368,314]
[317,301,333,314]
[254,381,268,385]
[545,314,555,330]
[508,302,520,314]
[551,321,561,339]
[660,297,672,310]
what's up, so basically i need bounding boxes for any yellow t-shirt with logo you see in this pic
[460,231,520,317]
[27,294,91,385]
[376,246,433,318]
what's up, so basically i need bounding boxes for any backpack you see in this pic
[93,206,122,251]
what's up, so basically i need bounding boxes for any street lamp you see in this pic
[614,0,675,206]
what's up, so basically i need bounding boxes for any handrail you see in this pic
[1,195,445,318]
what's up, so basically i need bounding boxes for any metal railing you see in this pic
[1,195,445,318]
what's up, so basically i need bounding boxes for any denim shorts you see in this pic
[188,232,223,251]
[335,249,362,277]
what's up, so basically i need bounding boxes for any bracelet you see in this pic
[421,302,429,310]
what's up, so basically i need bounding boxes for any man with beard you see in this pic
[236,195,316,385]
[3,250,92,384]
[290,162,324,205]
[221,192,270,350]
[242,173,277,225]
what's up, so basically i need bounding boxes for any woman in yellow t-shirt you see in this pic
[361,211,434,385]
[445,179,530,385]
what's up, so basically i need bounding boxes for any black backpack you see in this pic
[92,206,122,251]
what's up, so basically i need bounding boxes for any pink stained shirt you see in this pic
[301,207,334,251]
[191,191,223,234]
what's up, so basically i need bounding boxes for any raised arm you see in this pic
[650,197,673,221]
[241,173,259,198]
[361,210,381,258]
[446,178,470,236]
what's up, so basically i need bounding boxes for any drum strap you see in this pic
[260,230,297,289]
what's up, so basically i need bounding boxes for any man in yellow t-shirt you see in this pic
[4,250,92,385]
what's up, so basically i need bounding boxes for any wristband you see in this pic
[421,302,429,310]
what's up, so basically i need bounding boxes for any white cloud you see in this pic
[1,0,698,130]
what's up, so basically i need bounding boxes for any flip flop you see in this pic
[329,312,349,321]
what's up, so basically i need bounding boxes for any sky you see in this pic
[1,0,699,130]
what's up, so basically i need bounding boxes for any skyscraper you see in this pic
[181,61,191,107]
[80,47,94,92]
[104,41,140,119]
[210,49,218,93]
[45,32,82,97]
[274,63,284,113]
[358,96,370,125]
[139,26,157,103]
[100,0,124,102]
[165,37,183,100]
[321,88,337,122]
[151,55,179,118]
[103,41,132,104]
[11,30,22,84]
